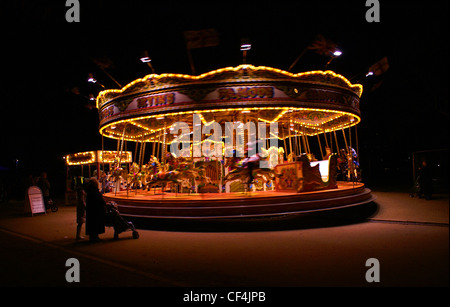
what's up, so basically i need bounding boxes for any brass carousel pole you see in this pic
[341,128,349,151]
[134,140,140,165]
[118,125,127,164]
[298,133,303,156]
[317,134,324,160]
[349,126,352,150]
[293,130,298,156]
[156,130,161,161]
[151,134,156,158]
[288,122,293,160]
[334,130,340,153]
[138,139,143,167]
[282,128,288,160]
[305,135,311,155]
[141,142,147,167]
[116,124,126,195]
[297,124,302,155]
[162,120,167,167]
[323,130,329,152]
[301,128,308,155]
[141,139,146,167]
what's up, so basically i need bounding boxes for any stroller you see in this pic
[46,198,58,212]
[105,201,139,240]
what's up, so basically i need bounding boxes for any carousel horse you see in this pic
[147,155,161,174]
[142,155,181,192]
[110,162,128,194]
[167,155,213,193]
[224,153,276,191]
[141,155,161,188]
[143,154,212,193]
[175,157,204,193]
[224,156,250,184]
[260,146,281,168]
[145,169,182,192]
[164,152,178,171]
[110,163,126,182]
[127,162,142,190]
[193,166,213,193]
[224,155,241,172]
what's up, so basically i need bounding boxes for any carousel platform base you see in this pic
[103,182,375,220]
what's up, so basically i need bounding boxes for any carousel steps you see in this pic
[104,184,374,220]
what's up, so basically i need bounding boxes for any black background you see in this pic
[0,1,448,197]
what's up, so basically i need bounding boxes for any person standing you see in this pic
[37,172,51,211]
[85,177,106,242]
[418,160,433,200]
[75,177,86,240]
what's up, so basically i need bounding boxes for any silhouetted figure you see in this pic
[75,176,86,240]
[85,178,106,242]
[37,172,51,210]
[418,160,433,200]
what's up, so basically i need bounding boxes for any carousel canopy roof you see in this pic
[96,64,363,143]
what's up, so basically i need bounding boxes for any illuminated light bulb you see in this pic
[88,73,97,83]
[240,43,251,51]
[240,38,251,51]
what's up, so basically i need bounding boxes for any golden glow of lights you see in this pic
[98,151,133,164]
[65,151,96,165]
[66,151,132,165]
[196,112,216,126]
[96,64,363,108]
[99,107,360,142]
[258,109,289,123]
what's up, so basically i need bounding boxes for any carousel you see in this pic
[95,64,374,219]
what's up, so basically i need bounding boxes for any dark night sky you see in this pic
[0,1,448,191]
